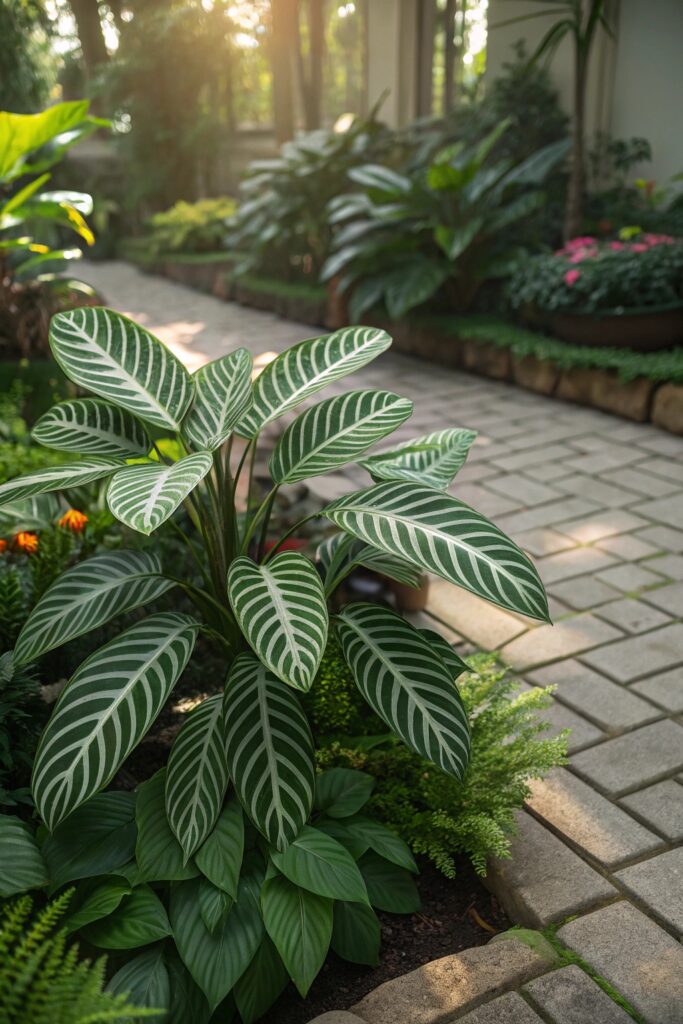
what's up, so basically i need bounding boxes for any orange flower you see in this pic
[58,509,88,533]
[14,532,39,554]
[0,539,7,554]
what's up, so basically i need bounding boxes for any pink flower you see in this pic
[629,243,648,253]
[564,269,581,286]
[568,247,596,263]
[608,241,624,251]
[643,233,674,246]
[565,236,597,251]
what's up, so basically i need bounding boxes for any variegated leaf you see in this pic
[336,603,470,779]
[317,532,422,595]
[32,398,151,457]
[236,325,391,437]
[360,428,477,489]
[182,348,253,450]
[228,553,328,692]
[0,457,123,506]
[166,694,229,860]
[0,494,61,532]
[32,612,199,831]
[49,307,194,430]
[418,627,469,681]
[323,481,549,621]
[13,550,175,666]
[223,653,315,851]
[107,453,212,534]
[270,389,412,485]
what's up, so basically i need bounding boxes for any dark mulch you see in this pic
[259,859,509,1024]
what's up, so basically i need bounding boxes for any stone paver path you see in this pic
[79,262,683,1023]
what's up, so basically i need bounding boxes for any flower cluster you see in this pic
[0,509,88,556]
[509,231,683,314]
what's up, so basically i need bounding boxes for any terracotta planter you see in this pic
[387,575,430,612]
[547,303,683,351]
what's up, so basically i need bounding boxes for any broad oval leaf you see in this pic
[166,694,229,860]
[107,453,212,535]
[317,532,422,595]
[32,398,151,457]
[170,873,264,1011]
[0,456,123,506]
[82,885,172,949]
[195,799,244,899]
[0,494,60,532]
[261,874,332,997]
[270,389,413,485]
[331,901,380,966]
[419,626,469,680]
[14,550,174,667]
[223,653,315,852]
[270,825,369,904]
[136,770,198,883]
[233,936,289,1024]
[42,792,137,891]
[33,612,199,830]
[0,817,47,897]
[358,851,420,913]
[182,348,253,450]
[324,481,550,621]
[228,553,328,692]
[336,603,470,780]
[107,945,170,1015]
[236,325,391,437]
[65,877,132,934]
[342,815,418,873]
[360,428,477,489]
[198,877,232,933]
[314,768,375,819]
[50,307,194,430]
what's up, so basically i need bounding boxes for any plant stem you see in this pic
[241,484,279,555]
[263,510,321,562]
[167,517,213,590]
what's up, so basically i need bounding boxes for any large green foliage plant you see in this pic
[0,307,548,1017]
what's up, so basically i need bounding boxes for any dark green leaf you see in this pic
[83,885,172,948]
[331,901,381,966]
[261,874,332,996]
[358,852,420,913]
[136,770,198,882]
[107,944,170,1015]
[0,817,47,897]
[194,798,244,899]
[314,768,375,819]
[42,792,137,892]
[65,877,131,934]
[233,936,289,1024]
[270,825,368,903]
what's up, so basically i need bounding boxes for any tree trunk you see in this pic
[564,48,586,240]
[69,0,108,80]
[443,0,456,114]
[271,0,299,143]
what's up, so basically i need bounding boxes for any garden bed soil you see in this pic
[259,859,509,1024]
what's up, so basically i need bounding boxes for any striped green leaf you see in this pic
[32,612,199,830]
[261,874,332,996]
[223,653,315,851]
[419,626,469,681]
[170,873,264,1011]
[182,348,253,450]
[228,553,328,692]
[336,603,470,780]
[195,799,244,898]
[135,770,198,883]
[166,694,229,860]
[360,428,477,489]
[270,389,412,485]
[317,532,422,595]
[107,453,212,535]
[0,816,47,897]
[236,325,391,437]
[0,457,123,506]
[270,824,368,903]
[0,494,60,532]
[14,550,174,666]
[324,481,550,621]
[32,398,151,457]
[50,307,194,430]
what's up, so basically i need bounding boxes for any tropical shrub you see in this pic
[0,891,156,1023]
[228,108,394,281]
[314,650,567,877]
[0,307,548,1017]
[322,122,569,319]
[143,198,238,259]
[509,232,683,313]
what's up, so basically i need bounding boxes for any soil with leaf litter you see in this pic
[259,860,509,1024]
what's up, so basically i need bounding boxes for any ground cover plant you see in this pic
[143,198,238,260]
[0,308,549,1020]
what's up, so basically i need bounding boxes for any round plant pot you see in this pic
[546,302,683,351]
[387,575,430,612]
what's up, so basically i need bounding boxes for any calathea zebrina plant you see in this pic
[0,307,549,1019]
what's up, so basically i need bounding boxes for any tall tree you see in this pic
[270,0,299,142]
[69,0,109,81]
[297,0,325,130]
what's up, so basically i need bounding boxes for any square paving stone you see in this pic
[639,455,683,481]
[496,498,597,537]
[644,553,683,580]
[619,780,683,841]
[515,528,576,558]
[602,466,682,497]
[501,615,622,672]
[582,623,683,683]
[519,683,605,753]
[598,533,660,561]
[534,548,618,586]
[486,475,560,508]
[523,964,634,1024]
[633,492,683,530]
[426,581,527,649]
[557,902,683,1024]
[554,510,648,543]
[642,582,683,617]
[637,525,683,553]
[595,562,666,594]
[595,598,670,635]
[490,443,576,473]
[485,812,616,928]
[527,769,662,869]
[457,992,544,1024]
[554,475,640,509]
[616,848,683,936]
[630,667,683,712]
[528,659,659,732]
[549,577,620,611]
[525,462,574,483]
[571,720,683,796]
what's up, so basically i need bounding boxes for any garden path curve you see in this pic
[78,261,683,1024]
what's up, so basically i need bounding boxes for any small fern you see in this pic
[0,571,27,651]
[0,892,160,1024]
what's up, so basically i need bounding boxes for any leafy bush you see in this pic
[0,305,549,1017]
[0,891,155,1023]
[228,109,394,281]
[509,233,683,312]
[144,198,238,259]
[323,122,569,318]
[313,648,567,877]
